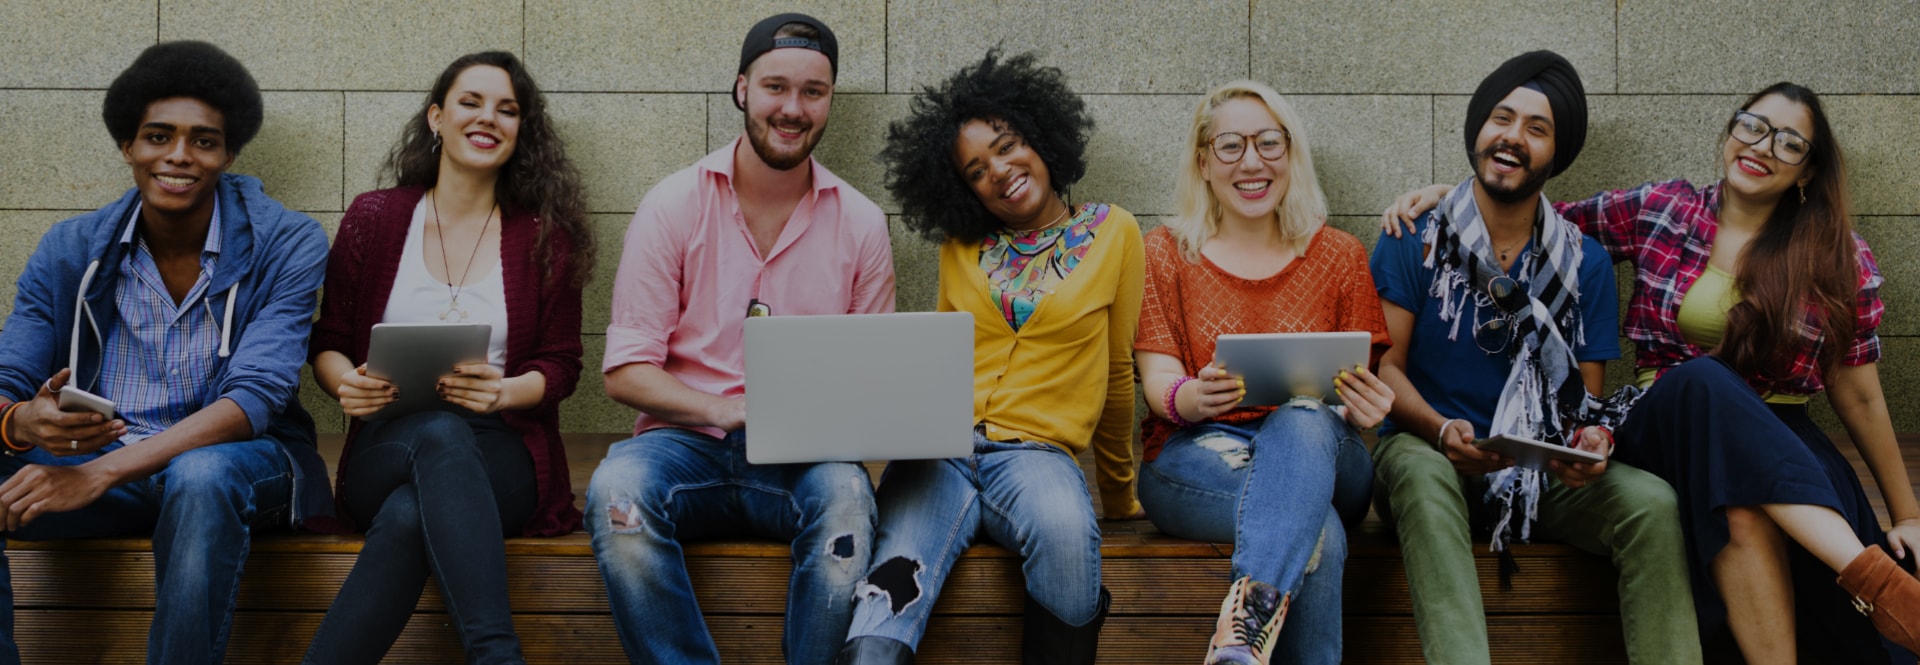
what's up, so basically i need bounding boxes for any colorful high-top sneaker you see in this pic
[1204,576,1290,665]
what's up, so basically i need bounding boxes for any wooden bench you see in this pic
[8,433,1913,663]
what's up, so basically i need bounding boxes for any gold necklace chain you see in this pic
[1020,202,1075,234]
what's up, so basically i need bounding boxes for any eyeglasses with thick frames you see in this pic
[1208,129,1290,164]
[1729,111,1813,166]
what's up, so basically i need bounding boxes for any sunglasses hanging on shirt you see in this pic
[1471,258,1529,356]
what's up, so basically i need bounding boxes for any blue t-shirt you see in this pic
[1370,215,1621,438]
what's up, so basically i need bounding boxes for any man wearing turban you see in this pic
[1364,51,1701,663]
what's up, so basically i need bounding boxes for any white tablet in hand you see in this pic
[1212,331,1371,406]
[364,323,491,422]
[1475,433,1604,470]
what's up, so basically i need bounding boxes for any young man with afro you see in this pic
[0,41,332,663]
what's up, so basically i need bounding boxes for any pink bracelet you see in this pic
[1165,376,1198,428]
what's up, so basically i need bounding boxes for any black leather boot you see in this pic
[834,635,916,665]
[1021,587,1111,665]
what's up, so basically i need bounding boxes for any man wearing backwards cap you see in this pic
[1365,51,1700,663]
[589,12,894,665]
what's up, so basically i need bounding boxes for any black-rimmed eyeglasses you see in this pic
[1729,111,1813,166]
[1208,129,1290,164]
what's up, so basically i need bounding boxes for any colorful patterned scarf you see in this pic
[980,203,1107,329]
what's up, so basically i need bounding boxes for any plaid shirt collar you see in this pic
[120,200,222,262]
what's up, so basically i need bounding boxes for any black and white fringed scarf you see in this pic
[1421,181,1640,574]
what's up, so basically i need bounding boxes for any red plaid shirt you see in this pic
[1555,180,1883,396]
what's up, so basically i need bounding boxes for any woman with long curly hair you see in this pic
[302,51,592,665]
[1385,83,1920,663]
[835,50,1140,665]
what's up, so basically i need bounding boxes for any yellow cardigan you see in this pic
[937,205,1144,518]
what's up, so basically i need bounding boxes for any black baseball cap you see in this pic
[735,13,838,109]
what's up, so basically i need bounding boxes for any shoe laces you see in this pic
[1226,588,1279,653]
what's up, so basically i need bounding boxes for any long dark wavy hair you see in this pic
[383,51,593,288]
[881,49,1094,245]
[1718,82,1858,384]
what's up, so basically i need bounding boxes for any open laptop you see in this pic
[744,312,975,464]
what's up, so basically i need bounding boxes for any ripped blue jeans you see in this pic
[585,428,876,665]
[845,434,1102,651]
[1136,398,1373,664]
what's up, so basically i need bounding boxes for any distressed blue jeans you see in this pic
[586,427,875,665]
[1136,398,1373,664]
[845,434,1103,650]
[0,438,293,665]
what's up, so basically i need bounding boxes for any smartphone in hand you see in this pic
[57,386,116,419]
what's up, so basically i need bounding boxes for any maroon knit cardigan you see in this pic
[307,186,585,537]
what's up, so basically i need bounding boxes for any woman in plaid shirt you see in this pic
[1385,83,1920,663]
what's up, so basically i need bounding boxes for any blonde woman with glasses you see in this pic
[1135,81,1393,665]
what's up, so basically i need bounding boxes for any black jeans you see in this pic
[303,410,537,665]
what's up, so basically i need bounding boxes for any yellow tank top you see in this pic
[1635,264,1808,404]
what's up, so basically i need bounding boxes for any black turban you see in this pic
[1464,50,1587,177]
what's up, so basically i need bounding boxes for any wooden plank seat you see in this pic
[4,520,1623,664]
[8,432,1913,663]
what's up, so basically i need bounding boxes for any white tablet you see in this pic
[364,323,492,422]
[1475,433,1605,470]
[1211,331,1371,407]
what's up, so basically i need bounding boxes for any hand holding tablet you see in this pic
[1474,433,1604,471]
[363,323,492,421]
[1212,332,1371,407]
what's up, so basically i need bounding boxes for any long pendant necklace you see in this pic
[429,190,495,322]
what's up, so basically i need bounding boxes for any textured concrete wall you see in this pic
[1,0,1915,433]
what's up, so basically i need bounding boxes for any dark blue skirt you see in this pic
[1615,356,1911,664]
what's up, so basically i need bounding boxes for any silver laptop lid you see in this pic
[744,312,975,464]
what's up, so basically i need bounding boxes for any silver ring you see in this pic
[69,440,76,450]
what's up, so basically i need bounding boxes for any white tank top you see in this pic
[381,197,509,366]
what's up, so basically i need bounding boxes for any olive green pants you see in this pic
[1372,431,1702,664]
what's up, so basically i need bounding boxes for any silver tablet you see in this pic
[1475,433,1605,470]
[364,323,492,422]
[1211,331,1371,407]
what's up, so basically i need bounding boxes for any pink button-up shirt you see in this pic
[605,138,896,438]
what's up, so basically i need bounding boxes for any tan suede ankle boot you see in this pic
[1836,544,1920,652]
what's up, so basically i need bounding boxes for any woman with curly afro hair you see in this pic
[303,51,590,665]
[836,50,1142,665]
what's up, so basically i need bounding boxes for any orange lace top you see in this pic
[1135,224,1391,460]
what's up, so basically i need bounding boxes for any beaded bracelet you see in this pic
[0,402,28,454]
[1164,376,1198,428]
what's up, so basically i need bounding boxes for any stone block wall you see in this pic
[1,1,1915,433]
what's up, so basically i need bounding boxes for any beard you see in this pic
[1473,140,1552,204]
[744,111,825,171]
